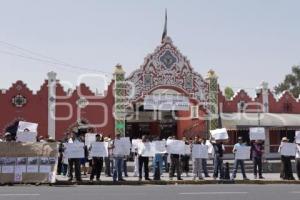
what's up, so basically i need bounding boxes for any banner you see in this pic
[16,132,37,142]
[143,94,190,111]
[210,128,228,140]
[90,142,108,157]
[166,139,185,155]
[235,146,251,160]
[295,131,300,144]
[17,121,38,133]
[280,143,297,156]
[0,142,58,184]
[132,139,142,152]
[64,142,85,158]
[249,127,265,140]
[192,144,208,159]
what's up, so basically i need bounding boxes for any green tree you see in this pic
[275,65,300,98]
[224,86,234,100]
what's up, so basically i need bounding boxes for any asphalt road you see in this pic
[0,184,300,200]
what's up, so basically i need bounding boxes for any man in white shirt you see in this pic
[231,137,249,180]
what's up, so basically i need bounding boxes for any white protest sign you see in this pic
[192,144,209,159]
[138,142,155,157]
[210,128,229,140]
[17,121,38,133]
[153,141,167,154]
[235,146,251,160]
[249,127,266,140]
[206,140,214,154]
[185,145,191,155]
[113,137,131,156]
[132,139,142,152]
[16,132,37,142]
[295,131,300,144]
[166,139,185,154]
[280,143,297,156]
[64,142,85,158]
[85,133,96,148]
[90,142,108,157]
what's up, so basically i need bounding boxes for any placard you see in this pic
[205,140,214,154]
[85,133,96,148]
[16,132,37,142]
[17,121,38,133]
[64,142,85,158]
[210,128,229,140]
[185,145,191,155]
[249,127,265,140]
[90,142,108,157]
[138,142,155,157]
[295,131,300,144]
[192,144,209,159]
[132,139,142,151]
[235,146,251,160]
[280,143,297,156]
[166,139,185,155]
[113,137,131,156]
[153,141,167,154]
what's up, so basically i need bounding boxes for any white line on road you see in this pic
[0,194,40,197]
[180,192,248,195]
[290,191,300,194]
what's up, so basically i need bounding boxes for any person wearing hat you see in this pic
[4,132,13,142]
[231,137,249,180]
[89,134,104,181]
[278,137,295,180]
[251,140,264,179]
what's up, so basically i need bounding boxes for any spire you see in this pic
[161,9,167,43]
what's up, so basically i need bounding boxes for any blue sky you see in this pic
[0,0,299,96]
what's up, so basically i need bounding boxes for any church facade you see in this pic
[1,34,300,156]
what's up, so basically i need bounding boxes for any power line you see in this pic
[0,40,112,76]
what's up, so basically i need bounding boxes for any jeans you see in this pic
[61,163,68,176]
[193,158,203,178]
[104,157,111,176]
[253,157,262,177]
[232,159,247,179]
[113,157,123,181]
[213,156,224,179]
[153,154,163,174]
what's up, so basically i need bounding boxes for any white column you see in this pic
[264,128,270,155]
[261,81,269,113]
[47,71,56,139]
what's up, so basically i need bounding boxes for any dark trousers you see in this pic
[213,156,224,179]
[138,156,149,179]
[104,157,112,176]
[253,157,263,177]
[68,158,81,181]
[280,156,294,180]
[57,155,62,175]
[232,159,247,178]
[123,160,128,176]
[296,158,300,180]
[181,155,190,173]
[202,159,209,176]
[90,157,103,180]
[169,157,181,179]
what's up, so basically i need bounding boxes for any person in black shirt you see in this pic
[212,140,224,180]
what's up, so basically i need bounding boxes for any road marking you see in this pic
[180,192,248,195]
[0,194,40,197]
[290,191,300,194]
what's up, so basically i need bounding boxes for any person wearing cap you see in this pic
[251,140,264,179]
[278,137,295,180]
[90,134,104,181]
[231,137,249,180]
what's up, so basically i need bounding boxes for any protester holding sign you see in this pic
[138,135,151,181]
[231,137,249,180]
[90,134,104,181]
[66,132,83,182]
[278,137,295,180]
[191,137,204,180]
[202,138,210,177]
[212,139,225,180]
[251,140,264,179]
[111,133,126,182]
[181,137,191,177]
[168,136,183,181]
